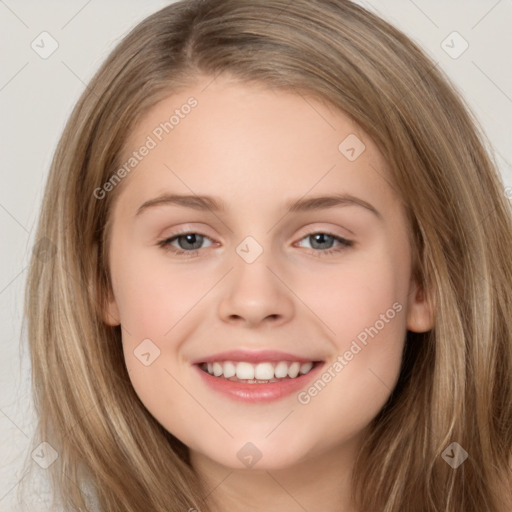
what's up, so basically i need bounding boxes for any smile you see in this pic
[200,360,316,383]
[193,349,325,402]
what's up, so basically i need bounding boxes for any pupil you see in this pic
[311,233,333,249]
[180,234,202,250]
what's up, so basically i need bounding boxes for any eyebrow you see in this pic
[135,192,382,219]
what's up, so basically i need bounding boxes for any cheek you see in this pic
[112,252,198,426]
[298,251,408,340]
[294,260,407,446]
[298,246,409,394]
[111,248,213,338]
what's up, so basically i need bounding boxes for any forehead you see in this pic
[114,78,397,217]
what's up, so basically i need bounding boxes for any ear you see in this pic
[406,277,435,333]
[102,287,121,326]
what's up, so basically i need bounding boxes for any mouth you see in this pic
[192,351,325,402]
[198,360,319,383]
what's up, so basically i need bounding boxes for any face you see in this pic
[103,76,433,472]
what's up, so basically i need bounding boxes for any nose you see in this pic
[217,253,295,329]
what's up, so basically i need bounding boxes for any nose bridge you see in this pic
[217,235,294,326]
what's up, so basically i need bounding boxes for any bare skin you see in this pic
[103,76,434,512]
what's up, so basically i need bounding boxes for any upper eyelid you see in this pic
[162,222,353,240]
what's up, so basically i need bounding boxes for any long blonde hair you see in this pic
[21,0,512,510]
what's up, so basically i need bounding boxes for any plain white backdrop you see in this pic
[1,1,511,510]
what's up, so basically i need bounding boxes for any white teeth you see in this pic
[288,362,300,378]
[223,361,236,378]
[212,362,223,377]
[236,362,255,380]
[299,362,313,375]
[202,360,316,381]
[254,362,274,380]
[274,361,289,378]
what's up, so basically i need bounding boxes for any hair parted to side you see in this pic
[21,0,512,510]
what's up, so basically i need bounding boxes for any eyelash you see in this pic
[157,229,354,258]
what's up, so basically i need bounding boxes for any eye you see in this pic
[157,231,214,257]
[295,232,353,256]
[158,230,353,258]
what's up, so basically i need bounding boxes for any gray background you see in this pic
[1,1,511,510]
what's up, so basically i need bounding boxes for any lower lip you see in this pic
[194,363,324,403]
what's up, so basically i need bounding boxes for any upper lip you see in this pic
[191,349,323,365]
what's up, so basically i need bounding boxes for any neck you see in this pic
[190,436,362,512]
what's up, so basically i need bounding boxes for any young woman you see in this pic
[22,1,512,510]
